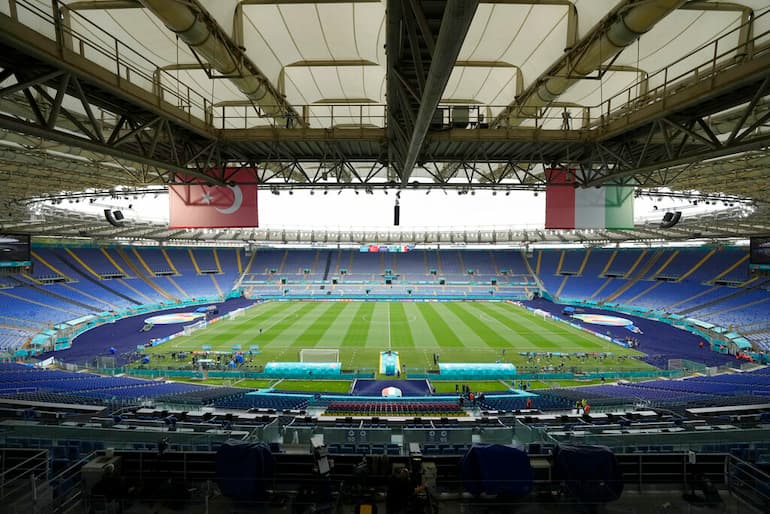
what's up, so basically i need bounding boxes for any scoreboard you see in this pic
[359,245,414,253]
[749,237,770,273]
[0,233,32,274]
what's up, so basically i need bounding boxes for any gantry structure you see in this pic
[0,0,769,243]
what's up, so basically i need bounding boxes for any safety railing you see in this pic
[727,454,770,511]
[5,0,769,134]
[591,8,770,130]
[5,0,213,127]
[211,102,387,130]
[0,448,48,503]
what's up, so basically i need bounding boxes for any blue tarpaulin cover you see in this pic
[461,444,533,497]
[215,440,275,500]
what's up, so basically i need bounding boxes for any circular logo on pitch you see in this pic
[571,313,634,327]
[143,312,206,325]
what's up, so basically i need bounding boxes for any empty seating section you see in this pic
[139,248,174,274]
[191,248,218,272]
[533,246,768,344]
[393,250,424,277]
[325,400,464,417]
[0,364,208,401]
[0,327,30,351]
[424,251,440,277]
[69,248,124,277]
[117,276,165,303]
[619,282,684,311]
[282,250,315,276]
[559,250,585,274]
[74,382,206,400]
[155,386,247,405]
[752,332,770,351]
[0,246,247,349]
[33,248,161,307]
[712,249,751,283]
[688,289,770,327]
[673,287,735,313]
[606,249,644,276]
[438,252,463,277]
[42,282,117,311]
[555,368,770,407]
[348,251,383,280]
[213,249,242,286]
[240,249,539,299]
[581,250,614,277]
[460,251,493,275]
[532,250,561,292]
[0,285,87,322]
[246,249,286,280]
[3,245,768,352]
[29,249,71,281]
[496,250,531,276]
[657,249,702,279]
[213,392,309,411]
[480,394,571,412]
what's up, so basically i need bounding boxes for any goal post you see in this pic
[183,320,207,336]
[227,308,245,320]
[299,348,340,362]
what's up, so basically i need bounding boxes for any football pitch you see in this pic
[149,301,651,374]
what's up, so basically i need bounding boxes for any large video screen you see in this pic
[750,237,770,265]
[359,245,414,253]
[0,233,31,267]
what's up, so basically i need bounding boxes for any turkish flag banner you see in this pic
[168,168,258,228]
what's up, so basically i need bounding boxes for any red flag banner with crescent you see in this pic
[168,168,258,228]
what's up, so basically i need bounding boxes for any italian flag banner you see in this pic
[545,169,634,230]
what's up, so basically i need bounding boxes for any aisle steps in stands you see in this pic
[710,253,750,285]
[603,249,664,303]
[63,248,103,279]
[209,274,223,297]
[100,248,129,276]
[676,248,716,281]
[164,276,189,299]
[627,281,663,305]
[52,250,142,305]
[8,276,99,312]
[678,278,767,316]
[160,248,180,275]
[116,248,173,300]
[30,250,72,282]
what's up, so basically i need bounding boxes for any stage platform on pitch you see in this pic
[351,379,432,396]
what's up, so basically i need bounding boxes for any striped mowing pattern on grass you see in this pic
[151,301,648,371]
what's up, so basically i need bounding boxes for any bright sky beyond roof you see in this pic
[56,189,729,231]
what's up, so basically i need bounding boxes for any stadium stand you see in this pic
[3,3,770,512]
[533,246,769,347]
[1,245,768,359]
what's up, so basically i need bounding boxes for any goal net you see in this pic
[299,348,340,362]
[183,320,207,336]
[228,308,245,320]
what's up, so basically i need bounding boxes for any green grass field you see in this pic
[144,301,651,374]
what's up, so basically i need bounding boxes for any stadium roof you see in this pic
[0,0,769,243]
